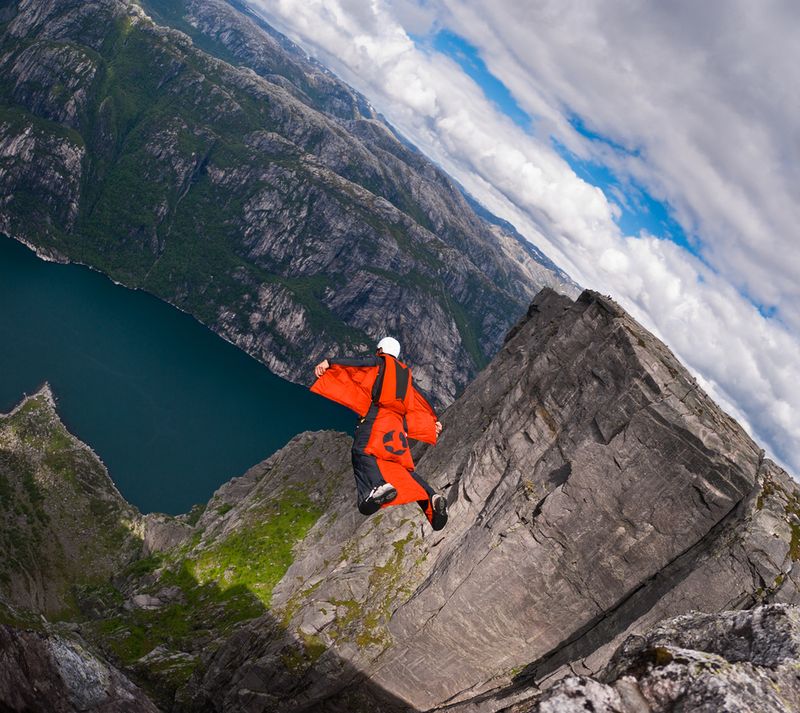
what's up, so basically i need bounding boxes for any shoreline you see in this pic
[1,231,289,378]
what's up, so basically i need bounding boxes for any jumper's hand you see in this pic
[435,420,443,436]
[314,359,330,378]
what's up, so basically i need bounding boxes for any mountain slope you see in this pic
[0,386,140,617]
[1,289,798,711]
[180,289,799,711]
[0,0,577,405]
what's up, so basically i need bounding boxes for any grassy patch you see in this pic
[184,503,206,526]
[756,474,779,510]
[281,629,327,673]
[326,530,416,652]
[191,486,322,607]
[789,523,800,562]
[280,578,323,628]
[124,553,165,579]
[90,560,264,668]
[784,488,800,561]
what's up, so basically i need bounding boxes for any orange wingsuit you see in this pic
[311,352,446,529]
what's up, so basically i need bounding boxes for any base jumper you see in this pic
[311,337,448,531]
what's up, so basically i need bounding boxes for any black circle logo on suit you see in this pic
[383,430,408,455]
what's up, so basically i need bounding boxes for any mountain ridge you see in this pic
[1,287,797,711]
[0,0,577,407]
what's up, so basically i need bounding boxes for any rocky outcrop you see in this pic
[0,0,577,406]
[524,604,800,712]
[0,386,141,615]
[0,625,159,712]
[1,289,797,712]
[0,122,85,240]
[178,289,800,711]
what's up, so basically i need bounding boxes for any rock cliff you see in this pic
[0,386,141,617]
[0,624,159,713]
[524,604,800,713]
[0,0,576,406]
[179,289,800,711]
[2,289,797,713]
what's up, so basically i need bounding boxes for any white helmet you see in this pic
[376,336,401,358]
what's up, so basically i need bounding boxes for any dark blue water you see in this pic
[0,235,354,514]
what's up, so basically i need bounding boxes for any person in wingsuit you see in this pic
[311,336,448,530]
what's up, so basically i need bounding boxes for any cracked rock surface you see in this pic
[522,604,800,713]
[0,625,159,712]
[1,288,798,712]
[183,289,800,711]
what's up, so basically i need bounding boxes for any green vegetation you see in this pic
[0,395,335,701]
[0,394,142,619]
[443,288,490,370]
[184,503,206,526]
[788,517,800,562]
[124,553,165,579]
[280,578,323,628]
[281,630,327,674]
[80,484,324,691]
[91,560,263,667]
[324,529,417,653]
[138,0,245,67]
[754,471,800,565]
[214,502,234,517]
[191,486,322,607]
[756,474,778,510]
[0,599,41,629]
[356,531,414,649]
[0,0,523,383]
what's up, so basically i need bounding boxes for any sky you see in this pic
[245,0,800,476]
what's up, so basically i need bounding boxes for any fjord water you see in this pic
[0,235,353,514]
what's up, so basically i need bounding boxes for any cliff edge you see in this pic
[1,289,798,712]
[180,289,800,711]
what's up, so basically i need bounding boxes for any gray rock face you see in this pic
[141,513,193,556]
[0,122,85,239]
[0,0,577,407]
[524,604,800,713]
[1,289,797,713]
[0,625,159,712]
[183,289,800,711]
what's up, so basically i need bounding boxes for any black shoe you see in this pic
[367,483,397,507]
[431,494,448,531]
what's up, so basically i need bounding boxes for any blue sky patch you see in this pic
[756,303,779,319]
[552,134,701,259]
[419,29,711,274]
[419,30,700,261]
[426,30,533,132]
[568,114,640,157]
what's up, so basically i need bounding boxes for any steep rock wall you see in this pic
[0,0,577,407]
[1,289,797,712]
[184,289,800,711]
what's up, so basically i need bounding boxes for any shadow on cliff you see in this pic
[87,557,419,713]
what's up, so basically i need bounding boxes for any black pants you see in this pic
[352,449,436,516]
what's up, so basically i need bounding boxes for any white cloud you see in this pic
[245,0,800,475]
[436,1,800,323]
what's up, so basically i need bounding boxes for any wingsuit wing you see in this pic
[406,385,438,444]
[310,364,379,417]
